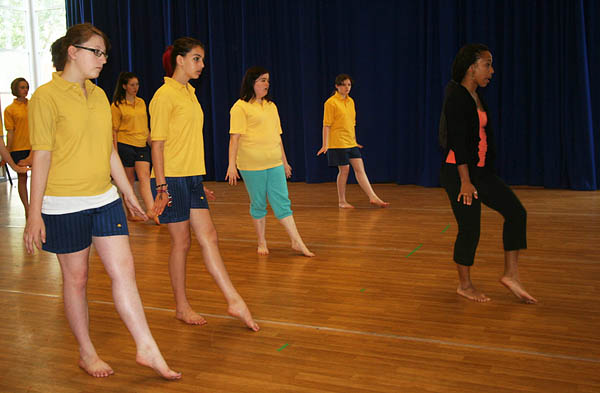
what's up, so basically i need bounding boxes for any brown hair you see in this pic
[10,77,28,97]
[50,23,110,71]
[331,74,354,95]
[239,66,271,102]
[161,37,205,77]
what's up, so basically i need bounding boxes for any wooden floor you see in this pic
[0,179,599,392]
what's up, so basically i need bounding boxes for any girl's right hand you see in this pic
[316,146,328,155]
[24,214,46,254]
[225,166,240,185]
[153,191,169,216]
[457,182,478,205]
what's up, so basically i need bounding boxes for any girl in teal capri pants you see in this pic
[226,67,314,257]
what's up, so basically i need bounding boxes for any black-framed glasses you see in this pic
[74,45,109,60]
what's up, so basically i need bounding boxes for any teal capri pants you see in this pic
[239,165,293,220]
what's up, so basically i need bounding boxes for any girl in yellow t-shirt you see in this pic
[317,74,389,208]
[111,72,156,223]
[150,38,259,331]
[226,67,314,257]
[23,23,180,380]
[3,77,32,215]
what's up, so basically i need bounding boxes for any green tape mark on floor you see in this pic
[277,343,289,351]
[406,244,422,257]
[442,224,450,233]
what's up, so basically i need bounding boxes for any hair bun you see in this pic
[162,45,174,77]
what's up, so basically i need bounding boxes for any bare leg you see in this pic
[349,158,389,207]
[252,217,269,255]
[189,209,260,331]
[17,173,29,217]
[93,236,181,379]
[456,264,491,302]
[336,165,353,208]
[135,161,159,225]
[278,215,315,257]
[57,247,114,378]
[124,167,144,222]
[499,250,537,304]
[166,221,206,325]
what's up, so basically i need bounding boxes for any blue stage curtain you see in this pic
[65,0,599,190]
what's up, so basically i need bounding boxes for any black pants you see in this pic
[440,164,527,266]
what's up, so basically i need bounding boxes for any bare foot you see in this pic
[291,240,315,257]
[136,347,182,380]
[500,276,538,304]
[457,285,491,303]
[175,309,208,325]
[257,243,269,255]
[78,355,114,378]
[338,202,354,209]
[227,297,260,331]
[370,199,390,208]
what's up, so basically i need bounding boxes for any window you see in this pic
[0,0,66,120]
[0,0,65,179]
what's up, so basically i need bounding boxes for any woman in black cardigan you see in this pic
[439,43,537,304]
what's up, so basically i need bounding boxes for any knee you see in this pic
[250,200,267,219]
[516,205,527,223]
[338,166,350,175]
[199,226,219,247]
[507,204,527,227]
[457,223,480,244]
[64,271,88,291]
[171,234,191,253]
[273,201,292,220]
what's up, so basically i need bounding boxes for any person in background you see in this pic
[226,66,314,257]
[317,74,389,209]
[111,71,158,224]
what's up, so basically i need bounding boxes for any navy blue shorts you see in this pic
[10,150,30,164]
[117,142,151,167]
[41,198,129,254]
[151,175,209,224]
[327,147,361,167]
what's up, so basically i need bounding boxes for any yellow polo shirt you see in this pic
[111,97,149,147]
[229,99,283,171]
[29,72,113,197]
[4,99,31,151]
[149,77,205,177]
[323,92,357,148]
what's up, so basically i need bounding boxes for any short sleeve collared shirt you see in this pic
[4,99,31,151]
[111,96,149,147]
[149,77,206,177]
[229,99,283,171]
[29,72,113,197]
[323,92,357,149]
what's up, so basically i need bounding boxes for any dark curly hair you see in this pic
[451,43,490,83]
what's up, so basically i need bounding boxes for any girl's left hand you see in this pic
[123,192,148,220]
[284,163,292,178]
[357,143,364,148]
[204,186,216,201]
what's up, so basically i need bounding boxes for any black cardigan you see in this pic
[438,80,496,172]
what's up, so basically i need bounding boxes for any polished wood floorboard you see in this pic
[0,180,599,392]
